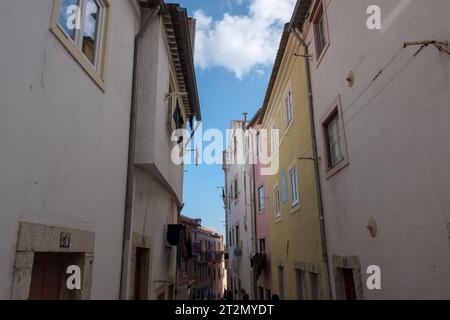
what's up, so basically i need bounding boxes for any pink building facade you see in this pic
[248,110,272,300]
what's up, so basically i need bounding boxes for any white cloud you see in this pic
[194,0,296,79]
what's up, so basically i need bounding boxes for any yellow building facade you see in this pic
[258,27,329,300]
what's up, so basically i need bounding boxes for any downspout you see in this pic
[120,5,162,300]
[289,26,333,300]
[251,162,258,300]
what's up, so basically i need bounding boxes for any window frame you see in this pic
[321,95,349,179]
[288,163,300,208]
[285,89,294,128]
[256,131,262,157]
[259,238,266,253]
[167,79,176,134]
[310,0,330,67]
[233,176,239,201]
[50,0,111,92]
[270,122,279,157]
[274,184,281,222]
[258,185,265,212]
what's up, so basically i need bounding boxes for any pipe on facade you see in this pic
[251,162,258,299]
[120,5,162,300]
[289,26,333,300]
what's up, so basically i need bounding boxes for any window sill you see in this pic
[325,157,349,179]
[290,206,301,215]
[50,25,107,93]
[284,119,294,137]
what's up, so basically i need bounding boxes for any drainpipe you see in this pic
[289,26,333,300]
[120,4,162,300]
[251,162,258,300]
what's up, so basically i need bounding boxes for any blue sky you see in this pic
[178,0,296,234]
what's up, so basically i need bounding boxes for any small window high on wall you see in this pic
[51,0,111,90]
[310,0,329,64]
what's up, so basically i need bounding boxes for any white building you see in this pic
[223,120,256,299]
[121,3,201,301]
[0,0,200,300]
[291,0,450,299]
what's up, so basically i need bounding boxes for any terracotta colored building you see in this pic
[176,216,226,300]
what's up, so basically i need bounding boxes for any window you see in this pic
[312,1,328,59]
[285,90,293,127]
[235,225,240,244]
[289,165,299,207]
[243,173,247,200]
[271,123,278,156]
[256,132,261,156]
[258,185,265,211]
[324,111,342,167]
[167,81,175,131]
[51,0,110,90]
[234,177,238,200]
[274,186,281,220]
[322,96,349,178]
[259,238,266,253]
[234,136,238,163]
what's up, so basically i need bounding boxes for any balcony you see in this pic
[213,251,224,262]
[197,252,212,263]
[250,253,267,278]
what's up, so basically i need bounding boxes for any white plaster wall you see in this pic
[0,0,140,299]
[131,13,189,299]
[132,167,177,299]
[225,121,254,298]
[304,0,450,299]
[135,15,184,204]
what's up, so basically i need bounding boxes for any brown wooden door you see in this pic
[134,247,150,300]
[29,252,83,300]
[343,268,357,300]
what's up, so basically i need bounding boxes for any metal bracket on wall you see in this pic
[299,156,321,165]
[404,40,450,56]
[294,53,313,59]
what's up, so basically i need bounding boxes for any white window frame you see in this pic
[60,0,105,69]
[258,185,265,211]
[321,95,349,179]
[256,131,262,157]
[50,0,111,91]
[271,122,278,156]
[274,185,281,222]
[285,89,294,128]
[327,116,342,166]
[167,79,176,133]
[234,176,239,202]
[289,164,299,207]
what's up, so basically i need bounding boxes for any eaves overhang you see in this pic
[163,4,202,122]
